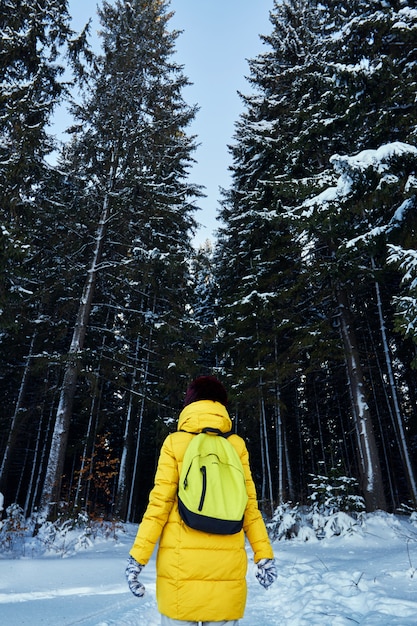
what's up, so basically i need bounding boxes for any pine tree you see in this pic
[285,0,417,509]
[215,0,417,510]
[187,241,218,372]
[0,0,90,502]
[38,0,200,519]
[215,0,334,507]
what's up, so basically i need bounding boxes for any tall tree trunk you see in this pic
[74,330,108,510]
[259,385,273,516]
[273,337,286,504]
[116,335,141,519]
[39,148,118,518]
[275,387,285,504]
[32,383,59,516]
[23,374,50,517]
[24,411,44,517]
[0,329,37,497]
[313,380,328,474]
[374,275,417,504]
[284,428,295,502]
[363,320,398,509]
[127,315,154,522]
[74,385,98,510]
[337,286,386,511]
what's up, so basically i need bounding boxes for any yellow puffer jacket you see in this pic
[129,400,274,622]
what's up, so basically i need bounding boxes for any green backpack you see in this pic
[178,427,248,535]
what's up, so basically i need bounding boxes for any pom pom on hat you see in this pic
[184,375,228,407]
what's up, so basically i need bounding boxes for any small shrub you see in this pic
[0,504,28,556]
[0,503,124,558]
[308,472,366,516]
[268,472,365,542]
[268,503,303,541]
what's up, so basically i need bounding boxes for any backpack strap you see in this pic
[180,427,234,438]
[202,427,234,438]
[201,427,222,435]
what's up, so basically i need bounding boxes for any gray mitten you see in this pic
[255,558,277,589]
[125,555,145,597]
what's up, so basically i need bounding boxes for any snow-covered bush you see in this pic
[268,502,305,541]
[323,511,361,538]
[0,505,124,558]
[32,510,94,557]
[308,473,366,516]
[0,504,28,556]
[307,473,364,537]
[268,502,364,542]
[268,503,321,542]
[268,473,365,541]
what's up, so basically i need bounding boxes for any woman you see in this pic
[126,375,277,625]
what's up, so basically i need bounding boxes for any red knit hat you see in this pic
[183,375,228,407]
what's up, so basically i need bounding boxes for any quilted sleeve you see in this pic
[129,434,178,565]
[235,437,274,563]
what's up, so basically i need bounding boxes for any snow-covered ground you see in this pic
[1,512,417,625]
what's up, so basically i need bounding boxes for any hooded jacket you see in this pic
[129,399,274,622]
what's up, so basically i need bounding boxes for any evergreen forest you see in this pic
[1,0,417,525]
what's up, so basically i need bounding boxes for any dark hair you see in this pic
[183,375,228,407]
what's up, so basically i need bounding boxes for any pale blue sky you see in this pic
[67,0,274,245]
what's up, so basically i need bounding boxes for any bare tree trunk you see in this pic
[0,329,37,496]
[127,323,153,522]
[274,382,285,504]
[259,386,273,516]
[294,388,306,498]
[314,380,328,474]
[284,428,295,502]
[259,403,266,506]
[74,388,97,509]
[337,286,386,511]
[373,275,417,504]
[32,382,59,517]
[24,391,48,517]
[116,335,141,519]
[74,331,108,510]
[39,149,118,518]
[363,321,398,509]
[273,337,286,504]
[84,417,99,511]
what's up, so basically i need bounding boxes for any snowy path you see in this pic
[1,515,417,625]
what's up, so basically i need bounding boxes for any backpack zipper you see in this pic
[199,466,207,511]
